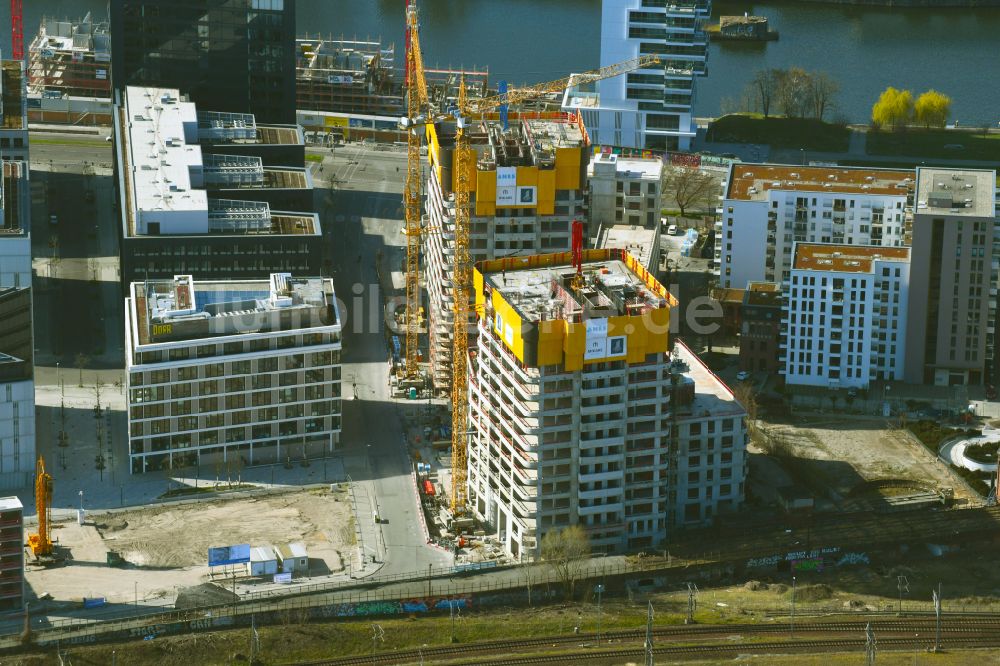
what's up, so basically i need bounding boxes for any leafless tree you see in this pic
[751,69,781,118]
[775,68,813,119]
[541,525,591,601]
[733,382,760,445]
[662,167,718,218]
[807,72,840,121]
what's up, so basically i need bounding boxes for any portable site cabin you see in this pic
[247,546,279,576]
[276,542,308,573]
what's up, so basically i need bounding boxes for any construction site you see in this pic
[25,14,113,125]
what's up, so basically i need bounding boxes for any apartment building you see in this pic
[0,55,28,162]
[423,114,590,391]
[125,273,342,474]
[563,0,710,151]
[739,282,782,374]
[905,168,997,387]
[782,244,910,390]
[587,152,663,235]
[717,164,913,289]
[468,249,746,558]
[0,497,23,611]
[114,86,322,284]
[112,0,296,124]
[0,287,33,491]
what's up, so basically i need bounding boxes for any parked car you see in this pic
[667,224,679,235]
[736,371,750,381]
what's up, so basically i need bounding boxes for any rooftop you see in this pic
[915,167,996,218]
[793,243,910,274]
[726,164,914,201]
[744,281,782,307]
[598,225,658,270]
[433,114,588,170]
[1,161,26,234]
[1,60,26,130]
[132,273,338,347]
[590,152,663,180]
[30,15,111,56]
[481,249,673,324]
[120,85,316,238]
[0,497,21,513]
[673,340,746,419]
[713,287,745,306]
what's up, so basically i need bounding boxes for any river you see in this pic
[5,0,999,125]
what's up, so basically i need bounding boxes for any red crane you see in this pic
[571,219,585,290]
[10,0,24,61]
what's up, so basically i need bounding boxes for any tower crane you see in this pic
[28,457,53,558]
[10,0,24,61]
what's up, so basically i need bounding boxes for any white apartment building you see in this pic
[423,115,590,391]
[562,0,710,152]
[468,250,746,559]
[716,164,914,289]
[125,273,342,474]
[782,243,910,390]
[588,152,663,235]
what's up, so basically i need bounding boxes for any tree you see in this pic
[751,68,781,118]
[662,166,717,218]
[74,353,90,388]
[540,525,591,600]
[871,87,914,131]
[914,90,951,129]
[807,72,840,121]
[774,67,812,119]
[733,382,760,446]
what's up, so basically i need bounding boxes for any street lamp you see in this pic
[595,583,605,642]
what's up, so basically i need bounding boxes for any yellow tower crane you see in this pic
[446,55,661,515]
[28,457,53,557]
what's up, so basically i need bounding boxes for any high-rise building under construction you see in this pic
[423,113,592,392]
[468,250,747,558]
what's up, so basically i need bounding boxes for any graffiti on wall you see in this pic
[745,546,864,571]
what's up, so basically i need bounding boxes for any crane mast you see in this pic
[402,2,428,380]
[28,457,53,557]
[10,0,24,61]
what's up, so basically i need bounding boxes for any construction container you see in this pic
[246,546,279,576]
[277,542,309,573]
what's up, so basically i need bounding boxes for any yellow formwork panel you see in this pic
[555,146,582,190]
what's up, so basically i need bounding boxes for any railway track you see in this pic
[293,618,1000,665]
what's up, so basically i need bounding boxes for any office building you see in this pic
[739,282,782,374]
[0,288,34,490]
[0,161,30,289]
[468,249,746,558]
[0,497,24,611]
[905,168,997,386]
[562,0,710,151]
[423,113,590,392]
[587,152,662,235]
[114,86,321,284]
[1,54,28,162]
[111,0,296,124]
[717,164,914,289]
[782,244,910,390]
[125,273,342,474]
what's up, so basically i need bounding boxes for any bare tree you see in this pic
[751,69,781,118]
[541,525,591,601]
[807,72,840,121]
[775,68,813,119]
[74,353,90,388]
[662,167,717,218]
[733,382,759,445]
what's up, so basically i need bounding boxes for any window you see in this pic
[177,366,197,381]
[225,377,246,393]
[257,357,279,373]
[204,363,224,378]
[223,341,244,355]
[252,375,272,390]
[232,360,251,375]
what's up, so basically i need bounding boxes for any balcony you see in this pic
[578,501,624,516]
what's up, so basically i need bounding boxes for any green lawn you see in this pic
[705,114,851,152]
[304,153,324,162]
[867,129,1000,162]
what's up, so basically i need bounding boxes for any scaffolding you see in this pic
[27,13,111,99]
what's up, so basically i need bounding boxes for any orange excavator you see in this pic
[27,457,53,557]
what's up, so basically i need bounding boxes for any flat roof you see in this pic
[713,287,745,305]
[744,281,782,307]
[599,225,657,269]
[591,153,662,179]
[0,496,21,512]
[793,243,910,274]
[483,252,672,324]
[726,164,914,201]
[434,114,588,169]
[674,340,746,419]
[1,60,26,130]
[915,167,995,218]
[132,273,338,346]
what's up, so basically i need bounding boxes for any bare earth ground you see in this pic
[759,417,976,507]
[27,488,354,606]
